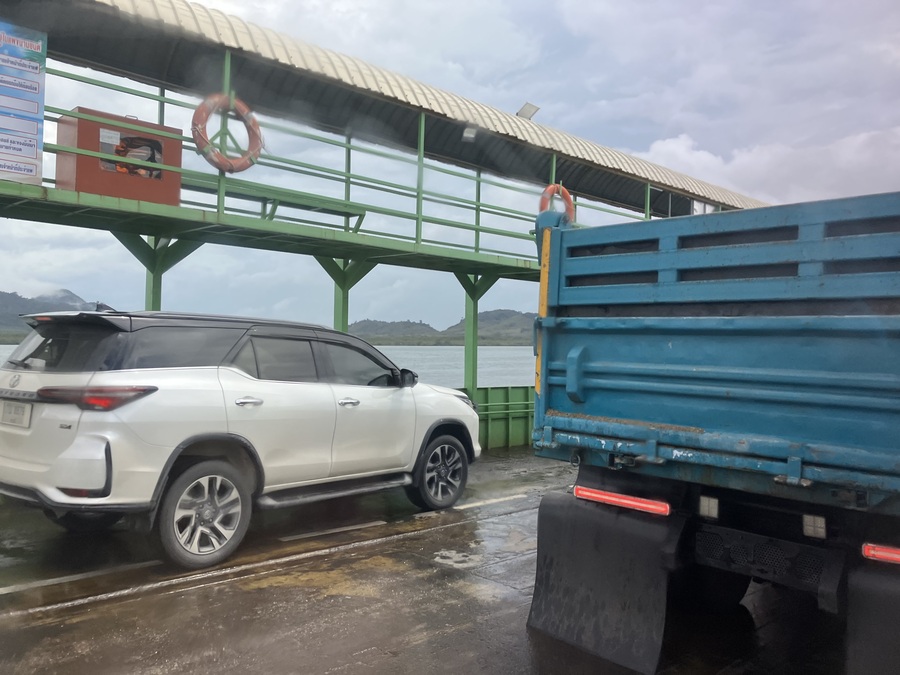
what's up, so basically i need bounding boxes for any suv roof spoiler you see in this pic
[22,311,132,331]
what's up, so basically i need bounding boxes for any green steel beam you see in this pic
[113,232,204,274]
[113,232,204,310]
[315,257,377,288]
[0,181,538,280]
[146,262,162,310]
[316,257,376,331]
[455,272,498,395]
[158,239,205,273]
[464,292,478,395]
[113,231,157,270]
[645,182,651,220]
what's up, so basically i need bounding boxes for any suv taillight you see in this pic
[37,386,158,411]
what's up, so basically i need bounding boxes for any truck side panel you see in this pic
[529,191,900,674]
[534,192,900,506]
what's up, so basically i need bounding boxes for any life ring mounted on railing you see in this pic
[191,93,263,173]
[539,183,575,222]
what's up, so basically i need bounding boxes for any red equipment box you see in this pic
[55,107,182,205]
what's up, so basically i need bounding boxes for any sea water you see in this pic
[0,344,534,389]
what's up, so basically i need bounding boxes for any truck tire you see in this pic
[158,459,252,569]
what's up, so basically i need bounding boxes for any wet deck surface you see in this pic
[0,448,848,674]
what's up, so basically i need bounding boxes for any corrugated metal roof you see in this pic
[15,0,768,213]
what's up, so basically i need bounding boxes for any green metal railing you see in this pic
[474,386,535,450]
[41,60,645,262]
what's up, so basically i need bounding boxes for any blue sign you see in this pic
[0,21,46,185]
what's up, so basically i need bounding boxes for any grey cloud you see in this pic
[3,0,897,325]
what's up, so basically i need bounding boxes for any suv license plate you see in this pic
[1,400,32,428]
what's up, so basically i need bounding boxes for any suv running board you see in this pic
[256,473,413,510]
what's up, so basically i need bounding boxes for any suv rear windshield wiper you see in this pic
[4,358,32,369]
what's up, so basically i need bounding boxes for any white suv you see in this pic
[0,311,480,568]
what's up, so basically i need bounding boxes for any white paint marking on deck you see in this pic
[278,520,386,542]
[454,494,528,510]
[0,521,471,620]
[0,504,539,621]
[0,560,162,596]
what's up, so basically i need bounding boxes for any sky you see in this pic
[1,0,898,329]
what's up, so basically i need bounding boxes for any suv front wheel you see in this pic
[407,435,469,510]
[158,459,252,569]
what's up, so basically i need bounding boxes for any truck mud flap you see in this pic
[846,563,900,675]
[528,491,686,675]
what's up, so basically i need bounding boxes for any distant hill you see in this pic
[350,309,536,345]
[1,292,536,346]
[0,289,94,342]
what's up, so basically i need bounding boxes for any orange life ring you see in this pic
[539,184,575,221]
[191,93,263,173]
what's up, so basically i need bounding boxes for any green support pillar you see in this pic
[455,273,498,396]
[113,233,204,310]
[465,292,478,393]
[146,243,162,310]
[334,267,350,332]
[315,257,376,332]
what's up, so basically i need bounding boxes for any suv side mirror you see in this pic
[399,368,418,388]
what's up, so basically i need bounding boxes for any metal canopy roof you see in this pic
[4,0,766,218]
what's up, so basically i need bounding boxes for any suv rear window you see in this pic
[5,324,246,372]
[120,327,245,369]
[6,323,120,373]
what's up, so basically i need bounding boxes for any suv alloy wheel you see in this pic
[158,460,253,569]
[410,435,469,510]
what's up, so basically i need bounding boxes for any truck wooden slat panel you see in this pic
[544,192,900,309]
[534,191,900,505]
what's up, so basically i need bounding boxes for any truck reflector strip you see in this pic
[862,543,900,565]
[573,485,671,516]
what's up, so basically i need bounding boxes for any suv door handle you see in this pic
[338,398,360,407]
[235,396,264,407]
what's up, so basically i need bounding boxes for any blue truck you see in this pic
[526,187,900,674]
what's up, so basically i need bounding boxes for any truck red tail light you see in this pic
[573,485,671,516]
[37,386,158,411]
[862,543,900,565]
